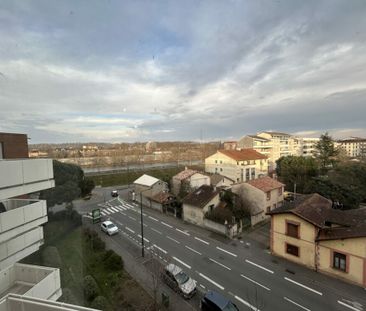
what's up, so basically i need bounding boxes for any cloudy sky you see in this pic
[1,0,366,143]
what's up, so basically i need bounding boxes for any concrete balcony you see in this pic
[0,159,54,200]
[0,199,47,269]
[0,263,61,301]
[0,294,99,311]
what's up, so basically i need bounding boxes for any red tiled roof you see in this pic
[148,192,174,204]
[246,176,284,192]
[218,149,267,161]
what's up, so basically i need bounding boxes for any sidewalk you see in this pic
[87,220,198,311]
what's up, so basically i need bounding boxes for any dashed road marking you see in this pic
[240,274,271,291]
[125,227,135,234]
[185,245,202,255]
[151,228,162,235]
[161,221,173,228]
[234,294,260,311]
[173,257,191,269]
[149,216,159,222]
[167,236,180,244]
[176,228,190,236]
[128,216,137,221]
[195,237,209,245]
[216,246,237,257]
[284,297,311,311]
[153,244,167,254]
[197,272,224,290]
[245,259,274,274]
[209,258,231,270]
[337,300,362,311]
[284,277,323,296]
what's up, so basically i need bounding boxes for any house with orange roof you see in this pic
[204,149,268,183]
[231,176,284,226]
[171,167,210,196]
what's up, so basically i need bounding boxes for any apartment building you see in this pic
[268,194,366,287]
[205,149,268,183]
[0,133,98,310]
[337,137,366,158]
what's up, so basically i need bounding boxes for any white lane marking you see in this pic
[151,228,162,235]
[337,300,362,311]
[128,216,137,221]
[176,228,190,236]
[83,215,92,219]
[284,297,311,311]
[125,227,135,234]
[240,274,271,291]
[161,221,173,228]
[101,211,106,216]
[209,258,231,271]
[149,216,159,222]
[234,295,260,311]
[173,257,191,269]
[120,206,127,211]
[284,277,323,296]
[103,209,111,215]
[114,207,123,211]
[139,222,148,227]
[110,207,119,213]
[167,236,180,244]
[153,244,167,254]
[185,246,202,255]
[199,284,205,289]
[143,213,147,216]
[137,235,150,243]
[106,208,115,214]
[245,259,274,274]
[216,246,237,257]
[195,237,209,245]
[121,212,127,216]
[197,272,224,290]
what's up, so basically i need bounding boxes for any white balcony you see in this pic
[0,159,54,200]
[0,294,99,311]
[0,199,47,269]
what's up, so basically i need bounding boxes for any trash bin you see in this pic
[162,292,169,308]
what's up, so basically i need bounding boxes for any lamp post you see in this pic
[140,187,151,257]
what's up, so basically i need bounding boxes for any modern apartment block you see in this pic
[337,137,366,158]
[297,137,320,157]
[0,133,97,310]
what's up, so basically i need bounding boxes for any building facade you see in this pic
[268,194,366,287]
[171,168,210,196]
[337,138,366,158]
[205,149,268,183]
[0,132,29,159]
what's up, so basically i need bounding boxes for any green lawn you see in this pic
[22,220,153,310]
[90,165,203,187]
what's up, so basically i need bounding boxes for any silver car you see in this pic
[101,220,118,236]
[163,264,196,299]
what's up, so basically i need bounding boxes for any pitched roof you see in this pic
[210,174,234,186]
[246,176,284,192]
[173,169,198,181]
[133,174,160,187]
[261,131,291,136]
[148,191,174,204]
[268,194,366,240]
[182,185,220,208]
[218,149,267,161]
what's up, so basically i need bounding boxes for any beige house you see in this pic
[133,174,168,199]
[182,185,220,226]
[205,149,268,183]
[210,174,235,189]
[171,168,210,196]
[268,194,366,287]
[231,176,284,226]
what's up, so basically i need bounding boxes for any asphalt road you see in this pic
[85,196,366,311]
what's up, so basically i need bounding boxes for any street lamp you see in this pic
[140,187,151,257]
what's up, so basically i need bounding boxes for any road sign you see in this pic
[92,208,101,224]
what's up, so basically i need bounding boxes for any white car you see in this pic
[101,220,118,236]
[163,264,197,299]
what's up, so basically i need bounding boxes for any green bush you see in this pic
[41,246,62,268]
[104,250,124,271]
[83,275,99,301]
[60,288,78,305]
[91,295,108,309]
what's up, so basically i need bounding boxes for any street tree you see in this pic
[315,132,339,171]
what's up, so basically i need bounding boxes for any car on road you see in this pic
[200,291,239,311]
[101,220,118,236]
[163,264,196,299]
[111,190,118,197]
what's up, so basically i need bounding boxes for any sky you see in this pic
[1,0,366,143]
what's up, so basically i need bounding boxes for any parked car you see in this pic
[163,264,196,299]
[101,220,118,236]
[111,190,118,197]
[200,291,239,311]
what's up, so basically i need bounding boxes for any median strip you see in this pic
[284,277,323,296]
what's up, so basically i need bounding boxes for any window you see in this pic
[215,160,217,163]
[286,243,299,257]
[220,160,222,164]
[286,222,299,238]
[273,203,276,209]
[245,168,250,181]
[250,167,255,179]
[278,187,283,196]
[266,206,271,213]
[333,252,347,272]
[266,191,271,200]
[220,168,223,172]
